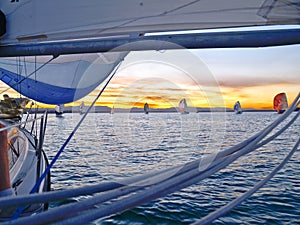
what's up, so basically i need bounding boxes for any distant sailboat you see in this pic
[110,106,115,114]
[234,101,243,114]
[178,98,189,114]
[273,92,288,114]
[55,104,64,117]
[79,102,85,115]
[144,103,149,114]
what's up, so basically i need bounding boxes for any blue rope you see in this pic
[11,61,122,220]
[0,57,56,96]
[3,95,299,225]
[4,97,297,225]
[192,137,300,225]
[1,110,299,211]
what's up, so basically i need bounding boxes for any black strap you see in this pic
[0,10,6,37]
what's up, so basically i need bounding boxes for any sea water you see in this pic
[43,112,299,224]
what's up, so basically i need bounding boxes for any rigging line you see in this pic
[2,95,299,223]
[34,55,37,101]
[60,139,300,225]
[0,134,260,224]
[15,57,20,98]
[48,145,274,224]
[12,103,299,225]
[0,117,44,132]
[257,110,299,148]
[0,56,57,96]
[198,96,300,171]
[18,57,23,95]
[93,0,203,35]
[95,1,263,36]
[23,56,27,77]
[4,0,32,16]
[10,58,123,220]
[20,56,28,98]
[92,2,282,38]
[192,137,300,225]
[3,107,299,225]
[46,105,300,225]
[16,57,19,94]
[0,148,195,209]
[1,100,299,211]
[16,57,20,95]
[0,131,260,211]
[34,56,36,82]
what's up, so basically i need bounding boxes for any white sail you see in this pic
[234,101,243,114]
[1,0,299,46]
[79,102,85,114]
[179,98,189,114]
[0,1,299,224]
[55,104,64,116]
[110,106,115,114]
[55,104,64,118]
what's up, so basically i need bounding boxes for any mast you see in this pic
[79,102,85,114]
[110,106,114,114]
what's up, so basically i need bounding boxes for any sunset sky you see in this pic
[1,44,299,110]
[76,43,300,110]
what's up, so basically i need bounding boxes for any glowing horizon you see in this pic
[0,84,298,110]
[0,45,299,110]
[1,81,298,110]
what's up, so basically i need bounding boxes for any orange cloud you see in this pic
[1,46,299,110]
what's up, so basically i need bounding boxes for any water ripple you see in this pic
[42,112,300,224]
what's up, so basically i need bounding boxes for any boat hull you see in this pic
[277,109,285,114]
[0,121,50,220]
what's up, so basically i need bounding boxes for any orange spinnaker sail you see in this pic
[273,92,288,113]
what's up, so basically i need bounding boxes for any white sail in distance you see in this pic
[179,98,189,114]
[234,101,243,114]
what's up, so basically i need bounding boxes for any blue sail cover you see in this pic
[0,52,127,104]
